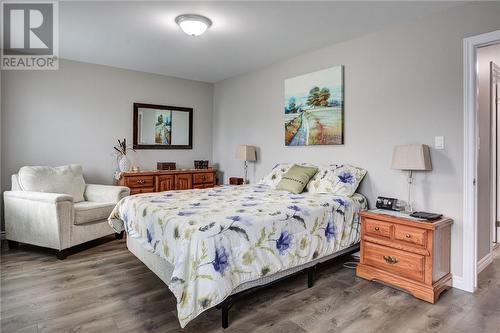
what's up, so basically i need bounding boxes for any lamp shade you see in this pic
[236,145,257,162]
[391,144,432,171]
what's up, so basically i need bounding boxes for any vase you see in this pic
[118,155,131,172]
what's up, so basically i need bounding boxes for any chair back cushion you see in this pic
[17,164,86,202]
[11,174,21,191]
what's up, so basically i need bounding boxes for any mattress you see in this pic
[109,184,367,327]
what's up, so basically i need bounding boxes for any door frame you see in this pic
[463,30,500,292]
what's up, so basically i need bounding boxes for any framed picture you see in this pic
[284,65,344,146]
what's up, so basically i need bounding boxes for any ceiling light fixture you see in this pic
[175,14,212,37]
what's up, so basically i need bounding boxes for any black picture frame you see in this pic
[133,103,193,150]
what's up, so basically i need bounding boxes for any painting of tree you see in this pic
[284,66,344,146]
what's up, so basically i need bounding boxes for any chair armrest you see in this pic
[4,191,73,250]
[84,184,130,203]
[4,190,74,203]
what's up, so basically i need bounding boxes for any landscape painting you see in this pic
[155,110,172,144]
[284,66,344,146]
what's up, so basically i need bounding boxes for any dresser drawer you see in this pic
[364,218,392,239]
[193,172,214,185]
[363,242,425,282]
[130,187,155,195]
[125,175,154,188]
[394,225,427,247]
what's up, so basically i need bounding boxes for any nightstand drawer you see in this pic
[394,225,427,247]
[193,172,214,185]
[365,218,392,239]
[125,175,154,188]
[363,242,425,282]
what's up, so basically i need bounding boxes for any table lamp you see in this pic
[236,145,257,184]
[391,144,432,212]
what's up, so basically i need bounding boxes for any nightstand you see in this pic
[356,210,453,303]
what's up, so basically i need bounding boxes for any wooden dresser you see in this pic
[119,169,217,195]
[356,210,453,303]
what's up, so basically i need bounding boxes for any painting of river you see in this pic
[284,66,344,146]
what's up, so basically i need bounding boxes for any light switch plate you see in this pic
[435,136,444,149]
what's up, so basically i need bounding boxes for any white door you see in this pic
[494,62,500,244]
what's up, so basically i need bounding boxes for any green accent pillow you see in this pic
[276,165,318,194]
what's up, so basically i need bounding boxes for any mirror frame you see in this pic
[133,103,193,150]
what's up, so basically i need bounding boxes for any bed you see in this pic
[108,183,367,328]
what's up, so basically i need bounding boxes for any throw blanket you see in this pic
[109,184,367,327]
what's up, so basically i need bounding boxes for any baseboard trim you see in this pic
[477,252,494,274]
[451,275,468,291]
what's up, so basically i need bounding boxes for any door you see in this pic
[494,62,500,244]
[175,174,192,190]
[156,175,175,192]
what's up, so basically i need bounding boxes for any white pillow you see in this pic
[306,164,366,196]
[259,163,293,187]
[18,164,86,202]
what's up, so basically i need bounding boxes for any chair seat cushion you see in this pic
[74,201,116,225]
[18,164,86,202]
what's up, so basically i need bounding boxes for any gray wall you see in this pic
[1,59,213,189]
[213,2,500,278]
[477,43,500,262]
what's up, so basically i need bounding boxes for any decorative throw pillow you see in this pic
[276,165,318,194]
[307,164,366,196]
[18,164,86,202]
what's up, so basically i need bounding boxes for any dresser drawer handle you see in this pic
[405,233,411,238]
[383,255,398,264]
[374,227,380,231]
[137,179,146,184]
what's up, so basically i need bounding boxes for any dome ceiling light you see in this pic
[175,14,212,37]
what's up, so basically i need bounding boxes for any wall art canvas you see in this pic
[155,110,172,144]
[284,65,344,146]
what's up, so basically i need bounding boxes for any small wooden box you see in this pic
[356,210,453,303]
[157,162,176,170]
[229,177,244,185]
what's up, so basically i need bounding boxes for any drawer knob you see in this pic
[137,179,145,184]
[383,255,398,264]
[374,227,380,231]
[405,233,411,238]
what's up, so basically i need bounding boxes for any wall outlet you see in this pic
[435,136,444,149]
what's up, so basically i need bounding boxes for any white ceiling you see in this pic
[60,1,464,83]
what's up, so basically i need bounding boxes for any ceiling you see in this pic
[60,1,464,83]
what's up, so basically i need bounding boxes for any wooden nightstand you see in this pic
[356,210,453,303]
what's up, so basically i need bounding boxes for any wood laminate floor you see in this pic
[1,237,499,333]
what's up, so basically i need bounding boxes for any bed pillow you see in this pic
[276,165,318,194]
[258,163,293,187]
[307,164,366,196]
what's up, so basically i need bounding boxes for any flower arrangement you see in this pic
[113,138,134,157]
[114,138,135,172]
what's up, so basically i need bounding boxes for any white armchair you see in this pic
[4,165,130,259]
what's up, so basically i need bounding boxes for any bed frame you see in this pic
[127,236,359,329]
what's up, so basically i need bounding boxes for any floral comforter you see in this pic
[108,184,367,327]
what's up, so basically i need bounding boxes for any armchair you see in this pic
[4,165,130,259]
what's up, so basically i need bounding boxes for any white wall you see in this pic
[213,2,500,278]
[477,43,500,262]
[1,59,213,188]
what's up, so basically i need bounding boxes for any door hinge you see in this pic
[497,221,500,227]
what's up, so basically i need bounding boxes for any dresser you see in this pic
[119,169,217,195]
[356,210,453,303]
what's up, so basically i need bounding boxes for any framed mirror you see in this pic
[133,103,193,149]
